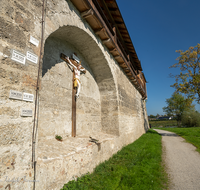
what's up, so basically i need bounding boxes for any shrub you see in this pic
[181,111,200,127]
[55,135,63,141]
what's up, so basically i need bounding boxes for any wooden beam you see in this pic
[95,27,105,35]
[114,55,121,59]
[131,79,137,82]
[124,68,130,72]
[125,44,133,47]
[102,38,111,44]
[126,46,134,50]
[124,41,132,44]
[108,7,118,11]
[60,53,77,137]
[123,36,131,40]
[101,0,125,48]
[81,9,94,19]
[120,31,128,35]
[72,70,76,137]
[101,0,116,26]
[109,48,117,53]
[117,27,127,31]
[104,0,115,3]
[119,62,126,66]
[115,21,124,24]
[100,0,132,63]
[111,14,122,19]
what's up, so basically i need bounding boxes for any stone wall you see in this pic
[0,0,42,189]
[40,36,102,137]
[0,0,149,189]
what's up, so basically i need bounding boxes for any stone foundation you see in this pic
[36,130,145,190]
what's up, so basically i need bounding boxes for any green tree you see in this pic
[163,93,194,127]
[170,43,200,103]
[182,110,200,127]
[149,114,156,118]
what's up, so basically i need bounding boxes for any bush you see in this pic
[181,111,200,127]
[55,135,63,141]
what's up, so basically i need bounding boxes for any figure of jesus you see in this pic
[66,56,86,98]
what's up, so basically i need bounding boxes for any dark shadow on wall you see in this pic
[42,26,111,83]
[141,99,149,132]
[42,37,93,78]
[144,119,149,132]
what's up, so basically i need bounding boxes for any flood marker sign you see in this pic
[11,50,26,65]
[21,108,33,117]
[23,93,34,102]
[26,51,38,64]
[30,36,39,47]
[9,90,23,100]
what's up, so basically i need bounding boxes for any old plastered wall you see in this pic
[0,0,149,189]
[0,0,41,189]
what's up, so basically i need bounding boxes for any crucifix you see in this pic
[60,53,86,137]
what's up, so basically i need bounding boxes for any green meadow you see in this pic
[61,129,168,190]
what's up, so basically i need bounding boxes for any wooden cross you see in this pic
[72,68,76,137]
[60,53,79,137]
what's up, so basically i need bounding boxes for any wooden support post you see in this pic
[72,69,76,137]
[113,26,117,43]
[114,55,121,59]
[81,9,94,19]
[95,28,105,35]
[102,38,111,44]
[109,48,117,54]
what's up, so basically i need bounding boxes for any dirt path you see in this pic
[154,129,200,190]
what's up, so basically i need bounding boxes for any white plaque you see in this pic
[26,51,38,64]
[23,93,34,102]
[9,90,23,100]
[21,109,33,117]
[30,36,39,47]
[11,50,26,64]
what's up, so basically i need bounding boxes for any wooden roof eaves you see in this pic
[105,0,143,71]
[70,0,147,98]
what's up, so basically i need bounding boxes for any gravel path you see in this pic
[154,129,200,190]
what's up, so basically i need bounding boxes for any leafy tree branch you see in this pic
[170,43,200,103]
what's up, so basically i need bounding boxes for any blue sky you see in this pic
[116,0,200,115]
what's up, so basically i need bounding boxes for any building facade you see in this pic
[0,0,148,189]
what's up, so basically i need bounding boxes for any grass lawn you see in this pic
[61,129,168,190]
[155,127,200,153]
[149,120,177,128]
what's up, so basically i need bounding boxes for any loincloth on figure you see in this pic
[74,78,80,87]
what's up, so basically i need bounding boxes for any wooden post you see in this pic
[72,69,76,137]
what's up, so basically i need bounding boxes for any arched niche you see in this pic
[39,25,120,139]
